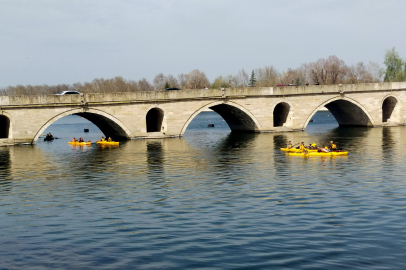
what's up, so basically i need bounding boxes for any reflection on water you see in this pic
[1,112,406,269]
[0,148,11,193]
[382,127,395,155]
[147,140,164,179]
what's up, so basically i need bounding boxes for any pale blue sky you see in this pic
[1,0,405,87]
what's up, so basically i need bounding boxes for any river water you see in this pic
[1,111,406,269]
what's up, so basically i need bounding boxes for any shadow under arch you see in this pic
[382,95,398,123]
[0,115,10,138]
[146,107,164,133]
[303,97,374,129]
[32,108,133,143]
[180,101,261,135]
[273,102,290,127]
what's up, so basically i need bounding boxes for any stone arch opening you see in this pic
[324,99,373,127]
[382,96,398,123]
[0,115,10,138]
[33,109,132,143]
[273,102,290,127]
[208,104,258,133]
[146,108,164,133]
[74,112,129,139]
[180,101,261,135]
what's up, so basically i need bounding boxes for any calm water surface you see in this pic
[1,111,406,269]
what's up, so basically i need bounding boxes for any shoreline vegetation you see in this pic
[1,48,405,96]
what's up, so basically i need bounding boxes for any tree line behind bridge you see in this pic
[1,48,405,96]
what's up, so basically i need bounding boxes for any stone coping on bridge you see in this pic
[0,82,405,107]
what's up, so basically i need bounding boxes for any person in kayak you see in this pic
[308,143,317,149]
[108,137,112,142]
[79,137,84,143]
[101,136,106,142]
[44,133,54,141]
[329,141,337,151]
[72,137,77,142]
[299,142,305,151]
[287,141,293,149]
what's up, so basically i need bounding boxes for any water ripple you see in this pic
[1,114,406,269]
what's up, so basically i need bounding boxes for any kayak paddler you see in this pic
[309,143,317,149]
[287,141,293,149]
[329,141,337,151]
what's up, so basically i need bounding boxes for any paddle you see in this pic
[287,142,300,150]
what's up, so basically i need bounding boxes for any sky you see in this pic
[1,0,405,88]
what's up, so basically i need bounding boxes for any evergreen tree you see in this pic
[164,82,170,89]
[249,70,256,87]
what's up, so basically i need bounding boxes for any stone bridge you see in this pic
[1,82,406,145]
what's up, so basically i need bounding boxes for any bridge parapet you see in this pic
[1,82,406,107]
[0,94,82,106]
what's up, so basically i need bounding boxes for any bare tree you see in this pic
[177,73,188,89]
[185,69,210,89]
[166,75,180,88]
[308,58,328,84]
[324,55,347,84]
[256,66,279,87]
[70,82,83,92]
[230,69,249,88]
[279,67,306,85]
[367,61,383,82]
[307,56,347,85]
[153,73,167,91]
[346,62,372,83]
[138,78,154,91]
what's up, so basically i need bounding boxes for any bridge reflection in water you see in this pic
[1,126,402,184]
[2,111,404,180]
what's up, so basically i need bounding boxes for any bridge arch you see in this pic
[180,101,261,135]
[146,107,164,133]
[382,95,400,123]
[33,108,133,143]
[303,97,374,129]
[273,102,290,127]
[0,113,11,139]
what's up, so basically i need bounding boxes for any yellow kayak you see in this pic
[280,148,318,153]
[96,141,119,146]
[288,151,348,157]
[68,141,91,146]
